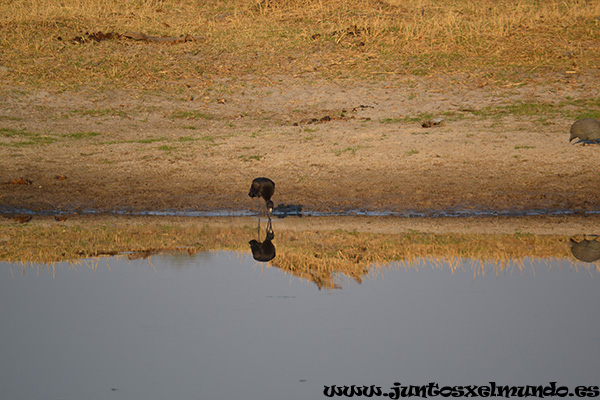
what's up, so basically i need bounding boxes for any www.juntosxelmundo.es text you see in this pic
[323,382,599,398]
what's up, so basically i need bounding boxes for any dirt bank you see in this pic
[1,73,599,219]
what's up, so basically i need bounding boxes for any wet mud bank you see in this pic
[1,206,600,217]
[1,212,600,236]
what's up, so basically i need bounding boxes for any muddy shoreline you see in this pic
[2,213,600,236]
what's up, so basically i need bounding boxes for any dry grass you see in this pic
[1,216,596,289]
[1,0,599,90]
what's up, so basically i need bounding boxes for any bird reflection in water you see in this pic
[249,219,276,262]
[569,235,600,263]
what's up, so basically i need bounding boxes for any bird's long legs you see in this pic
[255,199,273,239]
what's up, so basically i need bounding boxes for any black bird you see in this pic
[248,177,275,218]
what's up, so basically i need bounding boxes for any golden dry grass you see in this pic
[1,0,599,89]
[2,216,596,289]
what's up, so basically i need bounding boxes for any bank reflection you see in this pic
[4,222,600,290]
[252,230,600,290]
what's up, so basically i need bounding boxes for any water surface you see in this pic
[1,251,599,400]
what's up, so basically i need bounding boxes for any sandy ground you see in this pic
[1,72,599,234]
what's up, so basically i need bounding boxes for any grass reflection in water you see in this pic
[1,216,598,289]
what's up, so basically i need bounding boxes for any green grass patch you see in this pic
[170,110,213,120]
[469,97,600,120]
[97,137,166,145]
[67,108,128,118]
[250,129,268,138]
[379,118,404,124]
[67,131,101,139]
[483,102,558,117]
[381,113,438,124]
[0,128,35,138]
[0,115,22,121]
[134,138,165,144]
[178,136,198,142]
[575,110,600,120]
[239,154,262,162]
[0,128,57,147]
[334,146,362,156]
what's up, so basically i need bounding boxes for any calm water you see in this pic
[1,251,599,400]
